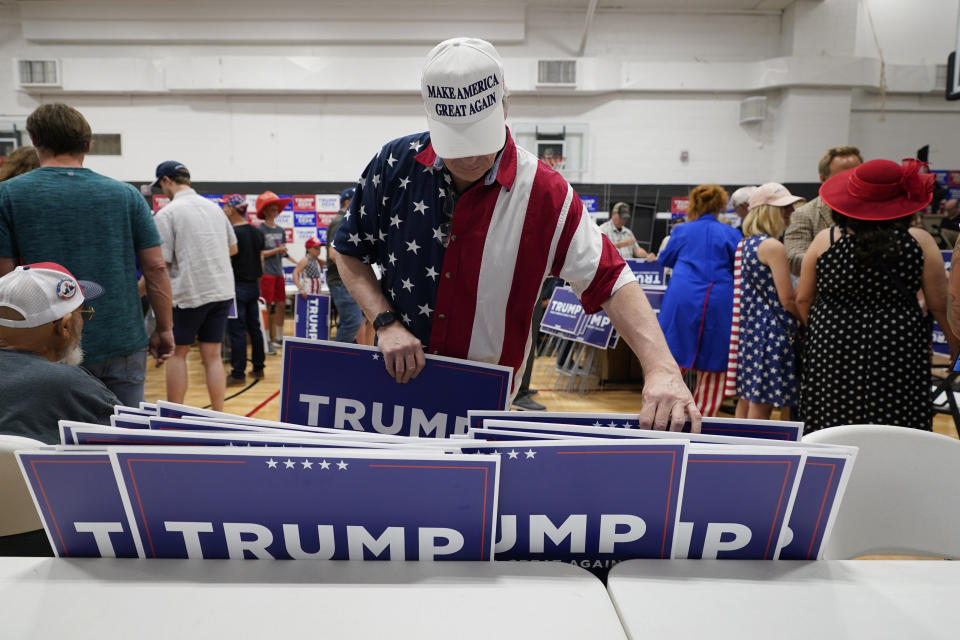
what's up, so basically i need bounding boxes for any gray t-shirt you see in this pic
[0,349,119,444]
[259,224,287,277]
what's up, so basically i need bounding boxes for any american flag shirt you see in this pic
[334,128,635,393]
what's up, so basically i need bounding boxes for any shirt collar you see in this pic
[415,126,518,191]
[172,187,197,200]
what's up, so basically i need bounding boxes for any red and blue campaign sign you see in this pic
[279,339,512,437]
[294,294,330,341]
[674,446,802,559]
[462,440,686,569]
[17,451,139,558]
[625,259,665,287]
[111,448,499,560]
[779,452,855,560]
[467,411,802,441]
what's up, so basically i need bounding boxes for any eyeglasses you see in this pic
[79,304,95,320]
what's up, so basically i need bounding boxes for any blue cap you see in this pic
[340,187,355,203]
[151,160,190,187]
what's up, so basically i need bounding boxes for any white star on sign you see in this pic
[409,140,423,152]
[418,302,433,317]
[622,422,632,428]
[337,460,349,470]
[348,233,360,246]
[266,458,278,469]
[389,215,401,228]
[401,278,414,292]
[524,449,537,459]
[372,353,380,360]
[432,226,446,243]
[372,174,381,187]
[607,421,617,428]
[507,450,519,459]
[319,460,331,470]
[413,200,429,214]
[284,459,295,469]
[386,153,397,167]
[425,266,438,280]
[406,239,421,254]
[388,252,397,266]
[301,460,314,469]
[592,421,602,427]
[398,176,410,189]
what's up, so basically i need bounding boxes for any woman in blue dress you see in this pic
[736,189,801,419]
[657,184,741,416]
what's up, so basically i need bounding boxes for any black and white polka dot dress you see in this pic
[801,229,930,432]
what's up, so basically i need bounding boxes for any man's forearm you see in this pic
[783,226,809,277]
[601,281,681,377]
[143,264,173,331]
[336,253,391,321]
[950,238,960,336]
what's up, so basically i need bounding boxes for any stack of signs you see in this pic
[540,287,619,349]
[13,340,856,569]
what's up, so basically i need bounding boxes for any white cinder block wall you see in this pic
[0,0,958,185]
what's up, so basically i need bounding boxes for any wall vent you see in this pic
[17,59,61,87]
[738,96,767,125]
[537,60,577,87]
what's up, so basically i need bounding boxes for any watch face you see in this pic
[375,311,396,329]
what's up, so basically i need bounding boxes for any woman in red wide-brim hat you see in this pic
[796,158,958,433]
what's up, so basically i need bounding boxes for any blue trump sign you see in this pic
[779,453,854,560]
[112,448,499,560]
[467,411,803,441]
[541,288,616,349]
[625,260,665,287]
[17,451,139,558]
[294,294,330,341]
[463,440,686,569]
[674,448,802,559]
[279,339,512,437]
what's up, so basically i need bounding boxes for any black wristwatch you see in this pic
[373,310,397,332]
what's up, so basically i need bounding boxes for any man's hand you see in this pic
[637,370,701,433]
[149,328,175,367]
[377,323,426,383]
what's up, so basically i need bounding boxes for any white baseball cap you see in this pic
[0,262,104,329]
[421,37,507,159]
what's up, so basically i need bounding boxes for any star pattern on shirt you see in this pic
[398,176,411,189]
[413,200,429,214]
[418,302,433,317]
[406,239,421,254]
[409,140,423,152]
[401,278,414,292]
[432,226,446,244]
[386,153,398,167]
[425,266,438,281]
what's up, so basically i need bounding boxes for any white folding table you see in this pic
[607,559,960,640]
[0,558,625,639]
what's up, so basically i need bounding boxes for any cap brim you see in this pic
[769,195,804,207]
[78,280,105,301]
[427,101,506,159]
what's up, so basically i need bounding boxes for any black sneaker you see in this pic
[512,394,546,411]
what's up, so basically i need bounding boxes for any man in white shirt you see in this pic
[599,202,653,260]
[152,161,238,410]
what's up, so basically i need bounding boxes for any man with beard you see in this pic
[0,263,118,444]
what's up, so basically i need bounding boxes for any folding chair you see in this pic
[803,424,960,559]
